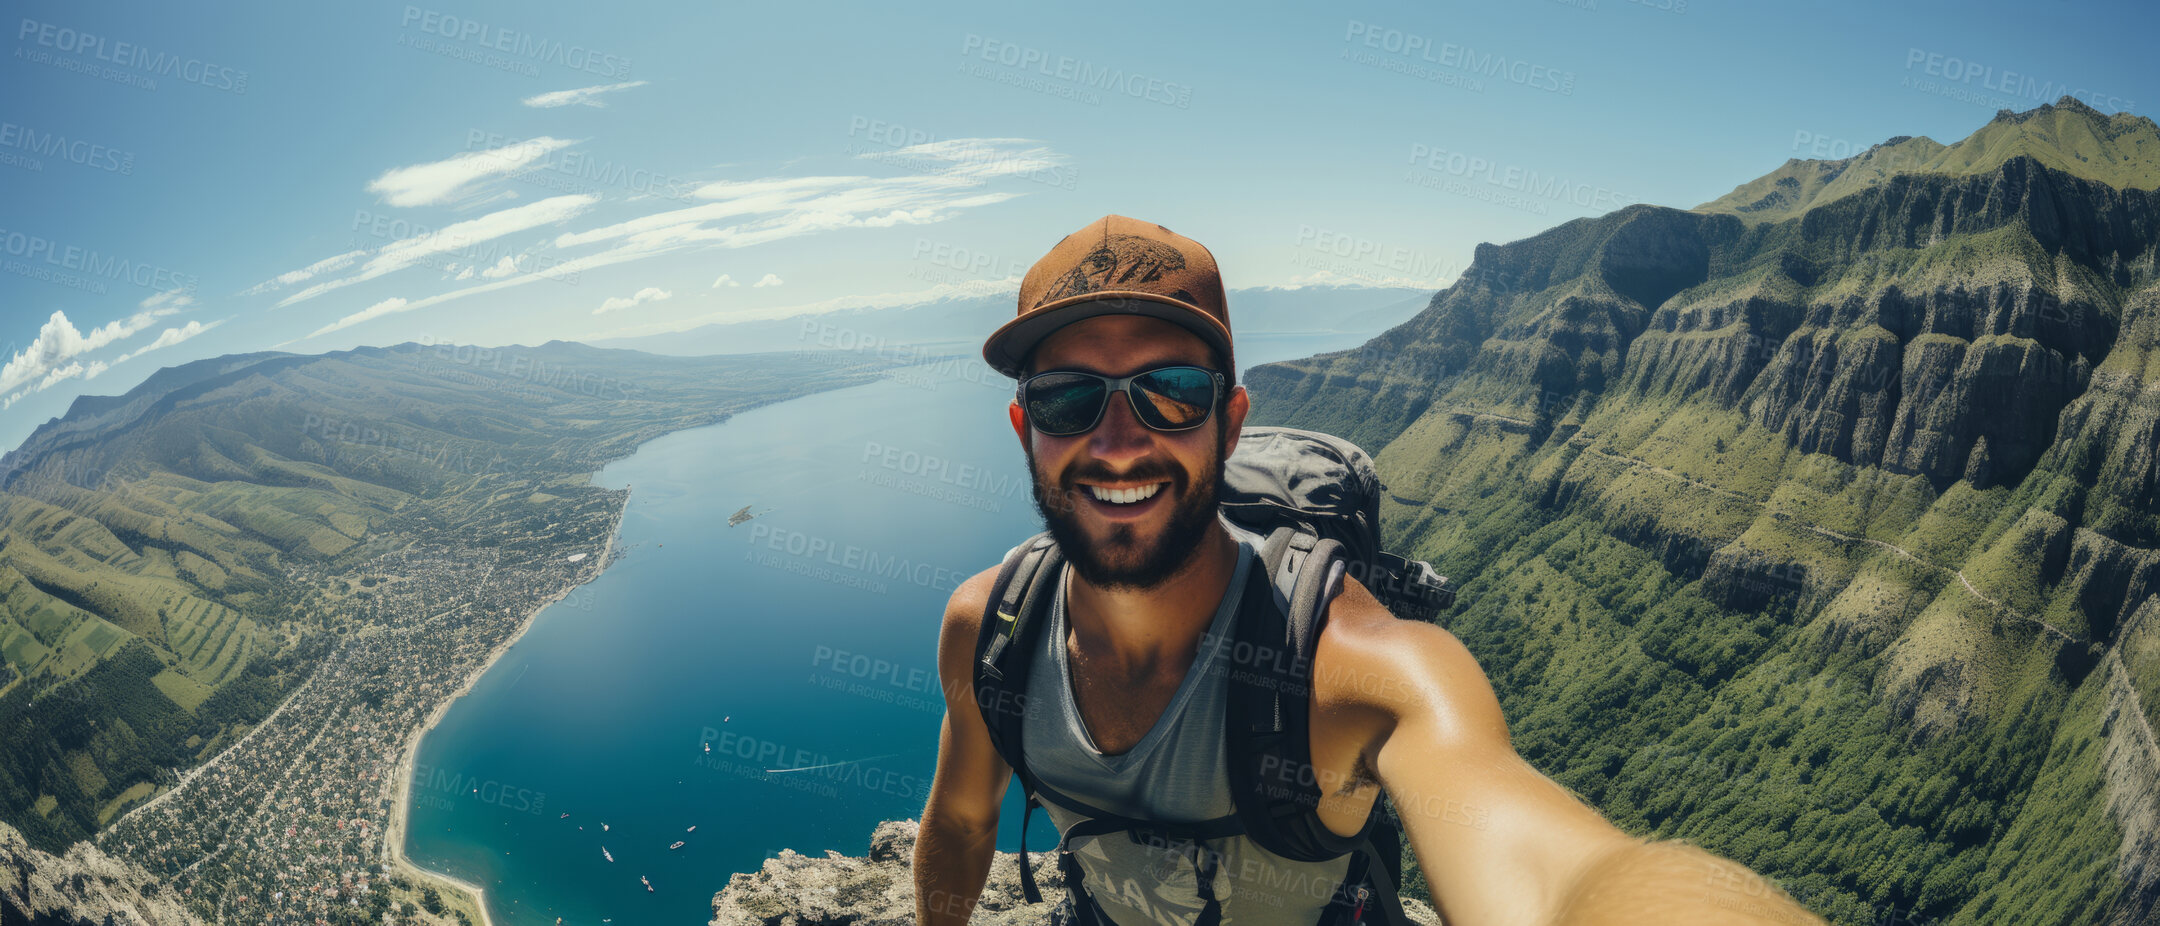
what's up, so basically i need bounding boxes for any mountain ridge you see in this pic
[1698,96,2160,224]
[1246,99,2160,923]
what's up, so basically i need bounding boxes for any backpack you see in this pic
[971,426,1455,926]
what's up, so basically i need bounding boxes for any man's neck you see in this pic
[1064,520,1241,674]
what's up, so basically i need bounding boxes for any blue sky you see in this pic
[3,0,2155,451]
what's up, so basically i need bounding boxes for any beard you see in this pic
[1026,421,1226,592]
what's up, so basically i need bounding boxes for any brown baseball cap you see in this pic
[982,214,1232,380]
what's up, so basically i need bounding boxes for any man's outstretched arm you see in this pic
[914,566,1012,926]
[1322,578,1824,926]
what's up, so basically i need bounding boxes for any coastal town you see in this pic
[95,495,628,926]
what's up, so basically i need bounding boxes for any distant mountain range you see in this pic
[592,283,1435,358]
[1249,97,2160,924]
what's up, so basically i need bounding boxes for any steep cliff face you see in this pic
[0,821,201,926]
[1247,100,2160,924]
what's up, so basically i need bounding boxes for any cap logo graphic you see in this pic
[1037,234,1187,307]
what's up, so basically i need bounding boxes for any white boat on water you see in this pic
[602,847,614,862]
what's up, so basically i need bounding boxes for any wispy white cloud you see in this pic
[480,256,521,279]
[594,286,672,315]
[301,138,1048,341]
[367,137,576,207]
[753,273,783,288]
[242,249,369,296]
[311,297,411,338]
[523,80,649,108]
[140,290,196,311]
[116,319,223,363]
[275,194,598,308]
[856,137,1069,185]
[1,307,179,395]
[710,273,739,288]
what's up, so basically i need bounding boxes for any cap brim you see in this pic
[982,292,1233,380]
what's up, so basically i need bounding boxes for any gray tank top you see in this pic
[1022,518,1353,926]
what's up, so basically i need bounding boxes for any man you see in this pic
[915,215,1820,925]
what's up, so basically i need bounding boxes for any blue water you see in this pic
[403,332,1375,926]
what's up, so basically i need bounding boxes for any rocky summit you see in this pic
[0,820,202,926]
[708,820,1444,926]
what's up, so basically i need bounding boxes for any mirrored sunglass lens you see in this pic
[1028,375,1106,433]
[1132,368,1214,429]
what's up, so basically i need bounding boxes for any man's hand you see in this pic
[914,565,1014,925]
[1318,576,1824,926]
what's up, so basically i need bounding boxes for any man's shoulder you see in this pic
[1311,573,1491,718]
[944,562,1007,636]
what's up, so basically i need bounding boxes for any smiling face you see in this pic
[1009,314,1246,592]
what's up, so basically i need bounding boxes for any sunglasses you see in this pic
[1017,365,1227,437]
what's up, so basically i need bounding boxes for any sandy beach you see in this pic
[380,488,632,926]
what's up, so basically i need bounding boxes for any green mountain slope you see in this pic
[1699,96,2160,224]
[1251,101,2160,924]
[0,341,893,851]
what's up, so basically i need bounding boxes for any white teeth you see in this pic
[1088,482,1163,505]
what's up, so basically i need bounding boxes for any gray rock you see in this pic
[711,819,1443,926]
[0,820,203,926]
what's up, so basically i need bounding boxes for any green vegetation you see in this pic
[1251,100,2160,923]
[1699,96,2160,224]
[0,340,899,851]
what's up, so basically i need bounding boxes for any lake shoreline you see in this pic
[380,486,633,926]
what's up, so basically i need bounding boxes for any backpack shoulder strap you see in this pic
[1228,526,1412,923]
[1226,526,1371,861]
[968,530,1063,903]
